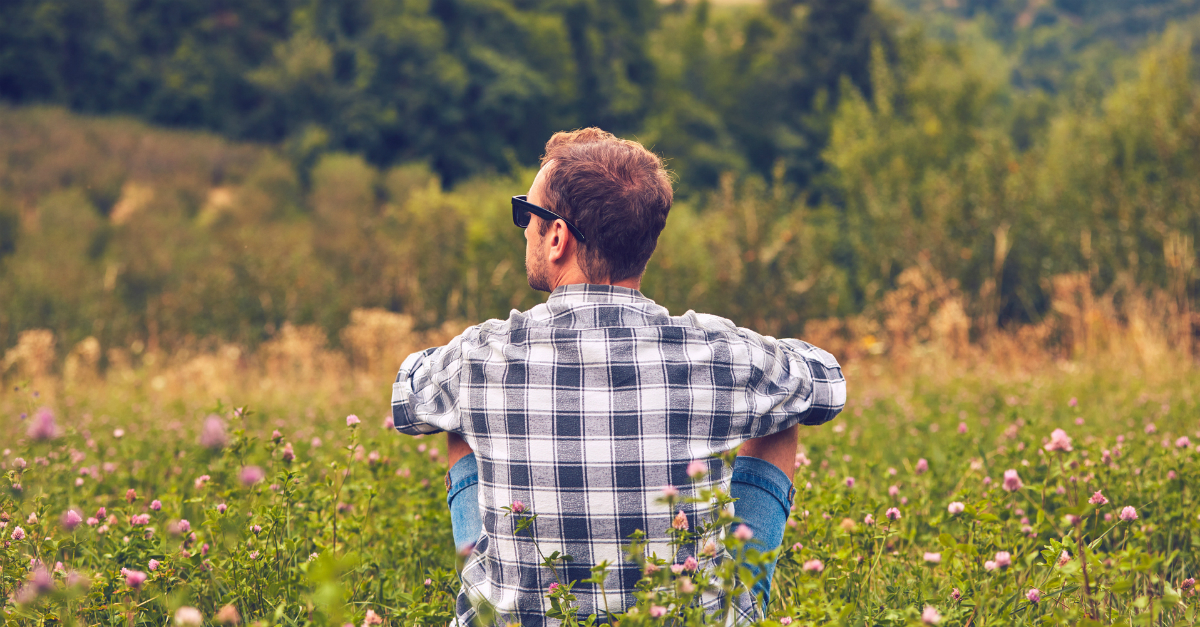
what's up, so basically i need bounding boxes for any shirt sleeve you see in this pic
[742,335,847,438]
[391,336,467,436]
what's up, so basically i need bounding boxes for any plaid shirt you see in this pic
[392,284,846,625]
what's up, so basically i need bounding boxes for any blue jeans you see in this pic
[446,454,794,613]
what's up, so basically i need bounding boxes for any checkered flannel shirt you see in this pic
[391,284,846,626]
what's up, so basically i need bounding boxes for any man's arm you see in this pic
[447,432,472,468]
[392,340,466,436]
[738,424,799,478]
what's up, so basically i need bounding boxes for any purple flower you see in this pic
[921,605,941,624]
[148,559,159,571]
[63,510,83,530]
[511,500,525,514]
[28,407,59,440]
[1176,436,1191,448]
[1119,506,1138,521]
[649,605,667,618]
[994,551,1012,568]
[661,485,679,498]
[199,414,228,449]
[686,459,707,478]
[281,443,295,462]
[1044,428,1073,452]
[863,514,875,525]
[346,414,361,427]
[947,502,965,515]
[150,500,162,511]
[916,458,929,474]
[802,559,824,573]
[886,507,902,521]
[239,465,265,486]
[923,552,941,564]
[130,514,150,526]
[958,422,968,434]
[549,582,559,593]
[217,503,227,514]
[122,568,147,589]
[845,476,856,488]
[1089,490,1109,505]
[177,519,191,533]
[672,510,689,530]
[951,588,962,601]
[1026,588,1041,603]
[1002,469,1023,492]
[683,556,698,571]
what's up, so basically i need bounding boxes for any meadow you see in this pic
[2,322,1197,626]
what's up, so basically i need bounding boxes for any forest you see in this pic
[0,0,1198,356]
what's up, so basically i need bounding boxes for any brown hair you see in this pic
[539,128,673,283]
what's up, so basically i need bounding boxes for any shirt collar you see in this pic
[546,283,655,305]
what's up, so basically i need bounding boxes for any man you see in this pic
[392,128,845,625]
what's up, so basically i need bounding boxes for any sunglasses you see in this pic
[512,195,587,243]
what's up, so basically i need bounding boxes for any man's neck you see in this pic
[549,270,641,292]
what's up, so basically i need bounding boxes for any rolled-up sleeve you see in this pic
[744,337,847,438]
[391,338,466,436]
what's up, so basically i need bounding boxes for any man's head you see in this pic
[523,128,673,291]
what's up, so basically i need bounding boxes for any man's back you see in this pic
[392,284,846,625]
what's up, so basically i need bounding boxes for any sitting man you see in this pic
[391,128,846,625]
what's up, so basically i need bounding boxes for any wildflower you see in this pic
[995,551,1012,567]
[548,582,560,594]
[921,605,941,624]
[200,415,228,449]
[886,507,901,521]
[672,510,689,531]
[362,609,384,626]
[149,558,160,571]
[794,452,811,467]
[947,502,965,515]
[177,519,191,533]
[63,510,83,530]
[14,456,27,468]
[346,414,361,427]
[863,514,875,525]
[1075,417,1085,425]
[982,476,992,486]
[1056,550,1070,566]
[1044,428,1073,452]
[958,422,968,434]
[28,407,59,440]
[802,559,824,573]
[1002,469,1023,492]
[649,605,667,618]
[677,577,695,594]
[511,500,526,514]
[791,542,803,551]
[1104,513,1113,522]
[131,514,150,526]
[215,604,240,625]
[984,560,997,571]
[780,618,793,625]
[1176,436,1191,448]
[683,556,698,571]
[282,443,295,462]
[249,550,259,560]
[194,474,211,489]
[97,524,109,534]
[1145,423,1156,434]
[175,607,204,626]
[888,485,900,497]
[887,467,897,476]
[1089,490,1109,505]
[217,503,227,514]
[1026,588,1041,603]
[845,476,856,488]
[951,588,962,601]
[924,552,941,564]
[686,459,707,478]
[1119,506,1138,521]
[239,465,265,486]
[123,568,147,589]
[916,458,929,474]
[702,539,718,556]
[1181,578,1195,591]
[251,524,261,534]
[661,485,679,498]
[150,499,162,511]
[643,563,659,574]
[75,477,85,486]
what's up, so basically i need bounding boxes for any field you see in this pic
[2,338,1197,626]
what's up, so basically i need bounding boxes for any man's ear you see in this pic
[546,220,571,263]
